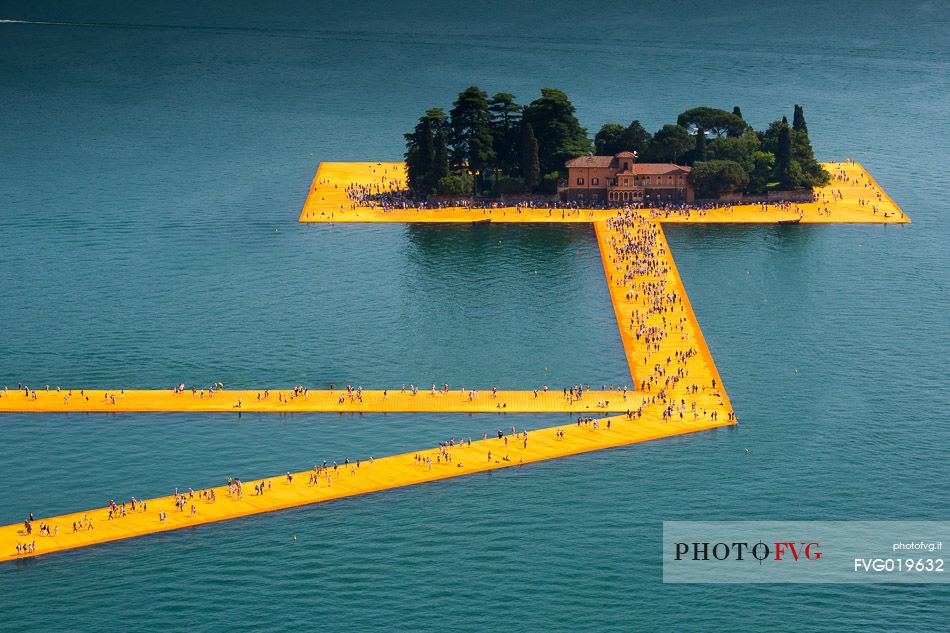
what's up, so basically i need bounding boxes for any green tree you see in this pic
[707,129,761,172]
[594,123,626,155]
[747,150,776,194]
[792,104,808,133]
[415,117,435,191]
[645,124,693,163]
[540,172,561,194]
[489,92,521,177]
[760,114,828,190]
[733,106,743,120]
[790,130,829,188]
[404,108,446,194]
[594,120,652,156]
[775,119,793,188]
[688,160,750,198]
[434,174,474,195]
[492,175,528,195]
[523,88,592,175]
[520,121,540,191]
[621,120,652,155]
[789,105,827,187]
[677,106,749,138]
[450,86,496,193]
[694,128,707,162]
[431,129,449,190]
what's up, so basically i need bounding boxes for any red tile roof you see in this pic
[565,155,614,168]
[565,154,690,174]
[623,164,691,175]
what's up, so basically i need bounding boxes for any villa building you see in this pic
[560,151,694,204]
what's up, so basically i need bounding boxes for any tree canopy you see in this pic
[489,92,521,175]
[405,87,590,195]
[792,104,808,133]
[449,86,495,191]
[760,109,828,190]
[523,88,592,175]
[405,94,828,198]
[644,124,693,163]
[594,123,625,155]
[688,160,750,197]
[677,107,749,138]
[520,122,540,191]
[404,107,447,194]
[594,120,651,156]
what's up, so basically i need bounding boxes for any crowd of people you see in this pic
[603,208,736,427]
[302,156,904,226]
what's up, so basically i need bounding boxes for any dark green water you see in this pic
[1,1,948,630]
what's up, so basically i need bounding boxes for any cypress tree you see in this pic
[417,117,435,186]
[489,92,521,176]
[449,86,495,193]
[520,122,540,191]
[405,116,434,194]
[792,105,808,133]
[776,121,793,187]
[404,108,447,194]
[695,128,707,162]
[431,129,449,190]
[733,106,743,119]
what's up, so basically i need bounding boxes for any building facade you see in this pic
[560,151,694,204]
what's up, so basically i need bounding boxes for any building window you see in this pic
[623,178,629,186]
[576,177,584,185]
[668,176,673,184]
[577,192,584,200]
[591,178,599,185]
[592,193,599,200]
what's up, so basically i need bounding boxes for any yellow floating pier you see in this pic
[1,409,732,563]
[0,388,635,414]
[2,157,907,561]
[299,160,908,225]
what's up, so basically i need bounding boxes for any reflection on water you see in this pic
[404,222,594,264]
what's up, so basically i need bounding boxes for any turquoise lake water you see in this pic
[1,1,948,630]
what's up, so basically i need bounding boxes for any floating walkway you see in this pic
[0,409,733,563]
[595,219,731,407]
[2,158,907,561]
[298,161,908,225]
[0,388,635,414]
